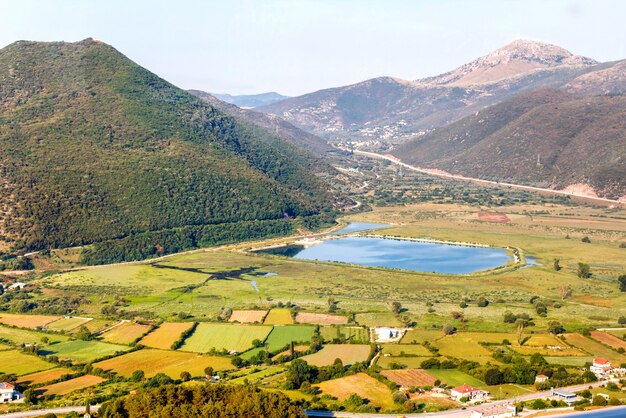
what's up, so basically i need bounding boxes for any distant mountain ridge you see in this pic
[0,39,336,258]
[211,92,289,108]
[258,40,603,142]
[188,90,333,155]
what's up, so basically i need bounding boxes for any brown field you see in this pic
[139,322,194,350]
[478,212,510,223]
[17,368,74,387]
[94,348,233,378]
[562,333,625,363]
[0,313,61,329]
[38,375,105,396]
[296,312,348,325]
[589,331,626,351]
[99,321,152,345]
[229,310,268,323]
[381,369,436,387]
[316,373,395,409]
[300,344,371,367]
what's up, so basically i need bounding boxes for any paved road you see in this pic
[347,149,625,208]
[1,405,99,417]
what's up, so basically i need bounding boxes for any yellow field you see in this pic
[17,368,74,387]
[99,321,152,345]
[46,316,92,332]
[264,309,294,325]
[300,344,371,367]
[94,348,234,378]
[316,373,395,409]
[0,350,55,375]
[0,313,61,329]
[229,310,268,323]
[139,322,194,349]
[38,374,105,396]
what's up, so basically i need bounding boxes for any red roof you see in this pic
[452,384,480,394]
[536,374,548,379]
[594,358,610,365]
[0,382,15,390]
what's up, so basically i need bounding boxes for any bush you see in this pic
[577,263,591,279]
[477,297,489,307]
[581,236,591,243]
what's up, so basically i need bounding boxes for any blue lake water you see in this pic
[259,236,511,274]
[331,222,389,235]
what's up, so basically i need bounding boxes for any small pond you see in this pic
[257,236,511,274]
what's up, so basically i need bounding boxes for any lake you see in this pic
[258,236,511,274]
[331,222,389,235]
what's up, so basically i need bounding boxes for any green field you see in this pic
[0,350,55,375]
[264,325,315,351]
[425,369,487,389]
[544,356,594,366]
[380,344,432,357]
[180,323,272,353]
[95,348,233,378]
[41,340,130,362]
[46,317,93,332]
[376,355,433,369]
[100,322,152,345]
[0,325,69,345]
[320,326,369,343]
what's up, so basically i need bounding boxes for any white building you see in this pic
[0,382,21,403]
[450,384,489,402]
[471,404,517,418]
[551,388,581,406]
[590,357,612,377]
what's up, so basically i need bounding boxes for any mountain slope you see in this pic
[211,91,289,108]
[258,40,599,143]
[0,39,335,256]
[392,89,626,200]
[188,89,333,156]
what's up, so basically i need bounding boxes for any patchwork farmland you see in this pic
[180,323,272,353]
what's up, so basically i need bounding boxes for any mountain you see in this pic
[188,90,333,156]
[211,92,288,108]
[392,89,626,200]
[258,40,599,143]
[0,39,336,260]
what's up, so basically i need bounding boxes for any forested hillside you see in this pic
[0,39,337,261]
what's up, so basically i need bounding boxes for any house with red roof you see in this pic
[535,374,549,383]
[590,357,613,377]
[450,384,489,402]
[0,382,21,403]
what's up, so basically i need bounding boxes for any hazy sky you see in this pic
[2,0,625,96]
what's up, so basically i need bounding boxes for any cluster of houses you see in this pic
[0,382,21,403]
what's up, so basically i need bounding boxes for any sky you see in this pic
[1,0,625,96]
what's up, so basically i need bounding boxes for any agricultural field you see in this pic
[589,330,626,351]
[180,323,272,353]
[17,368,75,386]
[41,340,130,362]
[38,375,106,396]
[229,310,267,323]
[320,326,369,343]
[263,309,294,325]
[561,333,626,363]
[228,366,285,384]
[0,313,61,329]
[0,350,55,375]
[139,322,194,349]
[94,349,233,378]
[263,325,315,351]
[46,316,93,332]
[425,369,487,390]
[99,321,152,345]
[300,344,371,367]
[431,334,493,363]
[381,369,436,387]
[544,356,594,366]
[376,355,433,369]
[0,325,69,345]
[296,312,348,325]
[380,344,432,357]
[316,372,395,410]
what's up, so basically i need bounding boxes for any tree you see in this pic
[577,263,591,278]
[204,366,214,376]
[327,297,337,312]
[391,301,402,314]
[146,373,173,388]
[592,395,607,406]
[548,321,565,335]
[285,359,316,390]
[180,371,191,382]
[557,285,572,300]
[484,368,504,385]
[618,316,626,325]
[618,274,626,292]
[535,302,547,316]
[442,323,456,335]
[251,339,264,348]
[76,326,92,341]
[553,259,561,271]
[581,236,591,243]
[477,297,489,307]
[23,389,36,405]
[131,370,145,382]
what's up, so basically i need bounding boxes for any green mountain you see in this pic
[0,39,336,261]
[392,89,626,200]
